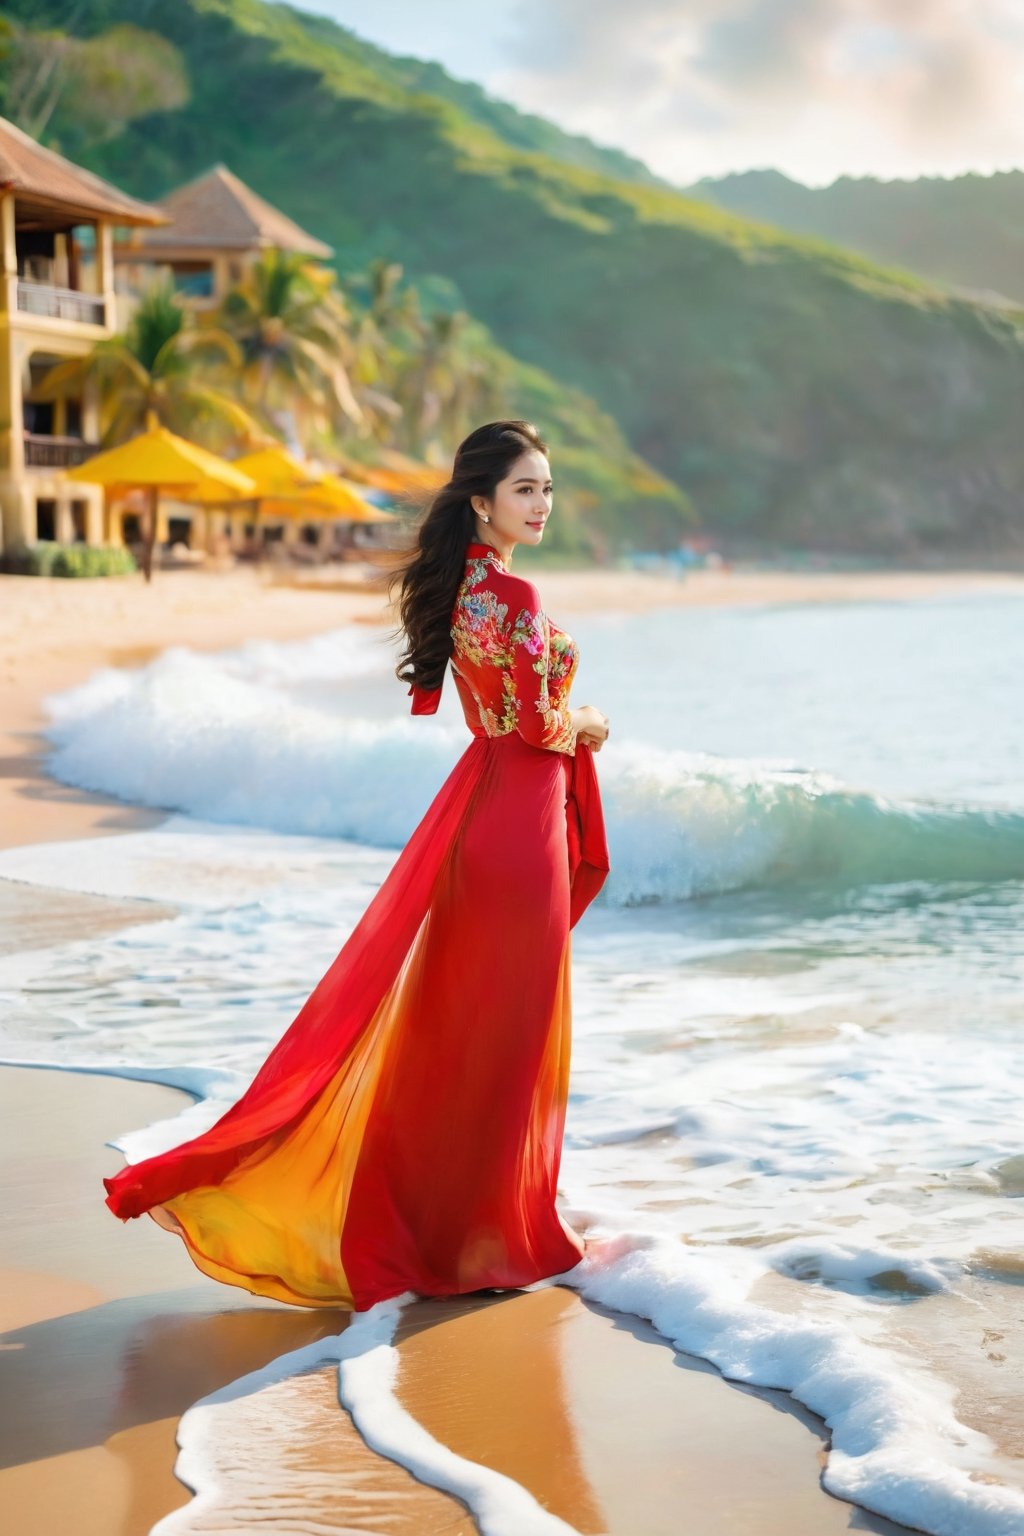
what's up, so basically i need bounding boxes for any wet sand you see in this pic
[0,1065,912,1535]
[0,879,177,956]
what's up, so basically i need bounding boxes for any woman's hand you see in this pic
[572,704,610,752]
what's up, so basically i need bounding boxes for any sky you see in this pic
[286,0,1024,187]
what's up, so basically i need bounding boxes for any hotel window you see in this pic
[18,231,55,283]
[172,263,214,299]
[35,500,56,541]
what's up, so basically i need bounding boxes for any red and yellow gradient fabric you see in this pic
[104,540,610,1312]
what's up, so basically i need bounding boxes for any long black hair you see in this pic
[389,419,548,694]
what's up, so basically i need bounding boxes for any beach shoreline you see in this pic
[0,558,1002,1534]
[0,566,387,852]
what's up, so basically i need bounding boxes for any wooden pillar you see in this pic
[95,222,115,329]
[211,254,230,302]
[0,193,17,314]
[2,329,25,478]
[83,492,103,545]
[81,377,101,444]
[55,501,74,545]
[54,232,70,289]
[141,486,158,582]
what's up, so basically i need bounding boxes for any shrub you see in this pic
[53,543,138,577]
[1,541,138,577]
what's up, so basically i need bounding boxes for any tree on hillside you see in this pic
[0,20,188,154]
[393,303,508,461]
[342,259,412,443]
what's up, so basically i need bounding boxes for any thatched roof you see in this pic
[138,165,333,258]
[0,115,166,226]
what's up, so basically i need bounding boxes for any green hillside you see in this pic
[285,6,669,190]
[11,0,1024,560]
[688,167,1024,308]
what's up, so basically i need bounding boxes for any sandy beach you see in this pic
[1,556,997,1534]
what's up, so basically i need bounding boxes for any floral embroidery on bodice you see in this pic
[447,540,578,755]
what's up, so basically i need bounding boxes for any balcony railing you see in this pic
[24,433,99,469]
[16,280,106,327]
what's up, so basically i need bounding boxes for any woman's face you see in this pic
[473,449,553,551]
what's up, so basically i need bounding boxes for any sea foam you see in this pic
[40,640,1024,903]
[151,1292,586,1536]
[561,1235,1024,1536]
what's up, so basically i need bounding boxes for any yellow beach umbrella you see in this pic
[66,420,256,582]
[189,445,322,504]
[187,447,393,565]
[261,473,396,524]
[185,444,328,556]
[184,442,320,556]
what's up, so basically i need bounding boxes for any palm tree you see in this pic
[216,249,363,447]
[342,258,414,442]
[395,308,507,459]
[37,274,257,448]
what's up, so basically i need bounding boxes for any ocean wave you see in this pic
[602,742,1024,901]
[43,644,452,850]
[42,645,1024,903]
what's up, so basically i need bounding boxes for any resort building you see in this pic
[113,164,333,309]
[0,115,166,555]
[110,165,337,553]
[0,127,381,565]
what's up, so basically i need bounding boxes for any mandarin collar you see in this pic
[465,539,507,571]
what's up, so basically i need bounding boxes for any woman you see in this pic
[103,419,611,1312]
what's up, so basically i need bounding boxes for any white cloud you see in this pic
[489,0,1024,184]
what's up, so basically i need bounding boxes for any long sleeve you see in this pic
[504,584,576,755]
[408,679,443,714]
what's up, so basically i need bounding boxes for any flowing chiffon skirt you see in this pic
[103,731,609,1312]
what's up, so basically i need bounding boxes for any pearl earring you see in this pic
[480,515,490,523]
